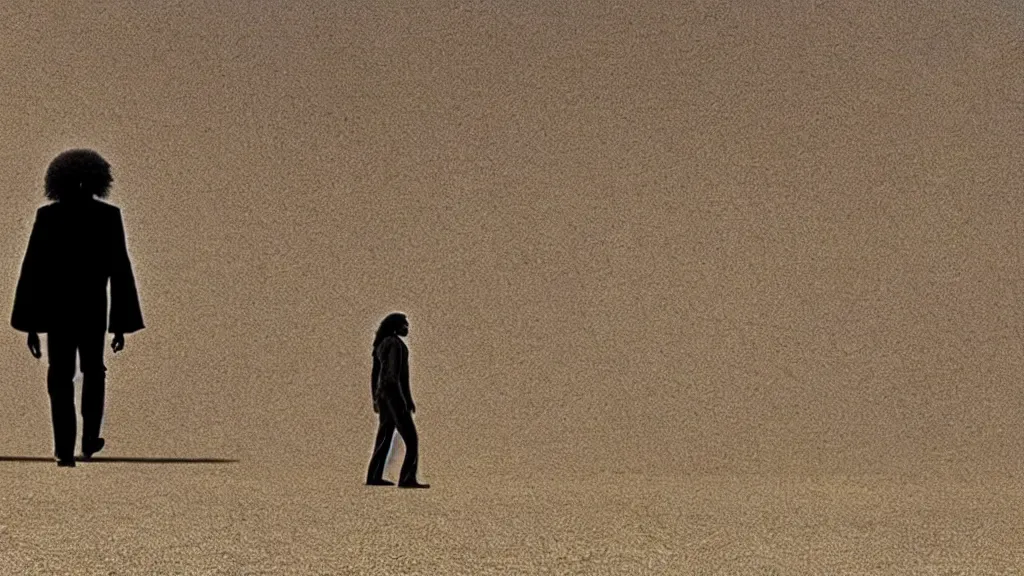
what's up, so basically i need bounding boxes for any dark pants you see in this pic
[46,330,106,461]
[366,393,419,484]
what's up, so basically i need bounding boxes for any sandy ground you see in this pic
[1,0,1023,573]
[0,460,1021,575]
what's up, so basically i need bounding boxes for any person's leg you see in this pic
[385,397,424,487]
[45,331,78,464]
[366,411,395,484]
[78,330,107,456]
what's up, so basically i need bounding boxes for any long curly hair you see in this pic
[373,312,408,351]
[44,149,113,202]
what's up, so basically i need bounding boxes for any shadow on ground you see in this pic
[0,455,238,464]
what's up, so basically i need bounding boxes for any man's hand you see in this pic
[111,333,125,353]
[26,332,41,359]
[372,400,379,414]
[408,401,416,414]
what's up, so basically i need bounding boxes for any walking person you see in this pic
[365,312,429,488]
[11,149,145,467]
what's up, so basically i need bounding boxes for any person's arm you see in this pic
[111,333,125,353]
[108,209,144,336]
[26,332,41,359]
[399,342,414,413]
[370,354,381,412]
[11,209,47,336]
[379,338,407,408]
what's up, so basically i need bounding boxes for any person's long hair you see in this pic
[44,149,113,202]
[373,312,408,352]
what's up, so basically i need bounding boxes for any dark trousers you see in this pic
[366,393,419,484]
[46,330,106,460]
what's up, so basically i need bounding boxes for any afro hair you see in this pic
[44,149,113,202]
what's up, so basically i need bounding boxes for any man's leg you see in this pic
[45,332,77,464]
[385,397,424,487]
[366,411,396,484]
[78,330,107,456]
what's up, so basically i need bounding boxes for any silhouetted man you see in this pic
[11,149,144,467]
[366,312,429,488]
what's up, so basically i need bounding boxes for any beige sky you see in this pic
[0,0,1021,478]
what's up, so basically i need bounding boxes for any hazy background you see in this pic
[0,0,1021,483]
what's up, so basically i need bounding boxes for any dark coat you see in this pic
[373,335,411,406]
[10,199,144,334]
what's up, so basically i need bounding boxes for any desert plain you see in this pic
[0,1,1022,574]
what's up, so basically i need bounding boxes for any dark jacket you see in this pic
[11,199,144,334]
[372,335,411,406]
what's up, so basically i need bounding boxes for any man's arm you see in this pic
[370,354,381,412]
[108,209,144,335]
[111,333,125,353]
[399,341,414,413]
[379,337,408,409]
[11,210,46,334]
[26,332,41,359]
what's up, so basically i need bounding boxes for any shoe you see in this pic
[82,438,105,460]
[397,481,430,489]
[56,458,76,468]
[366,479,396,486]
